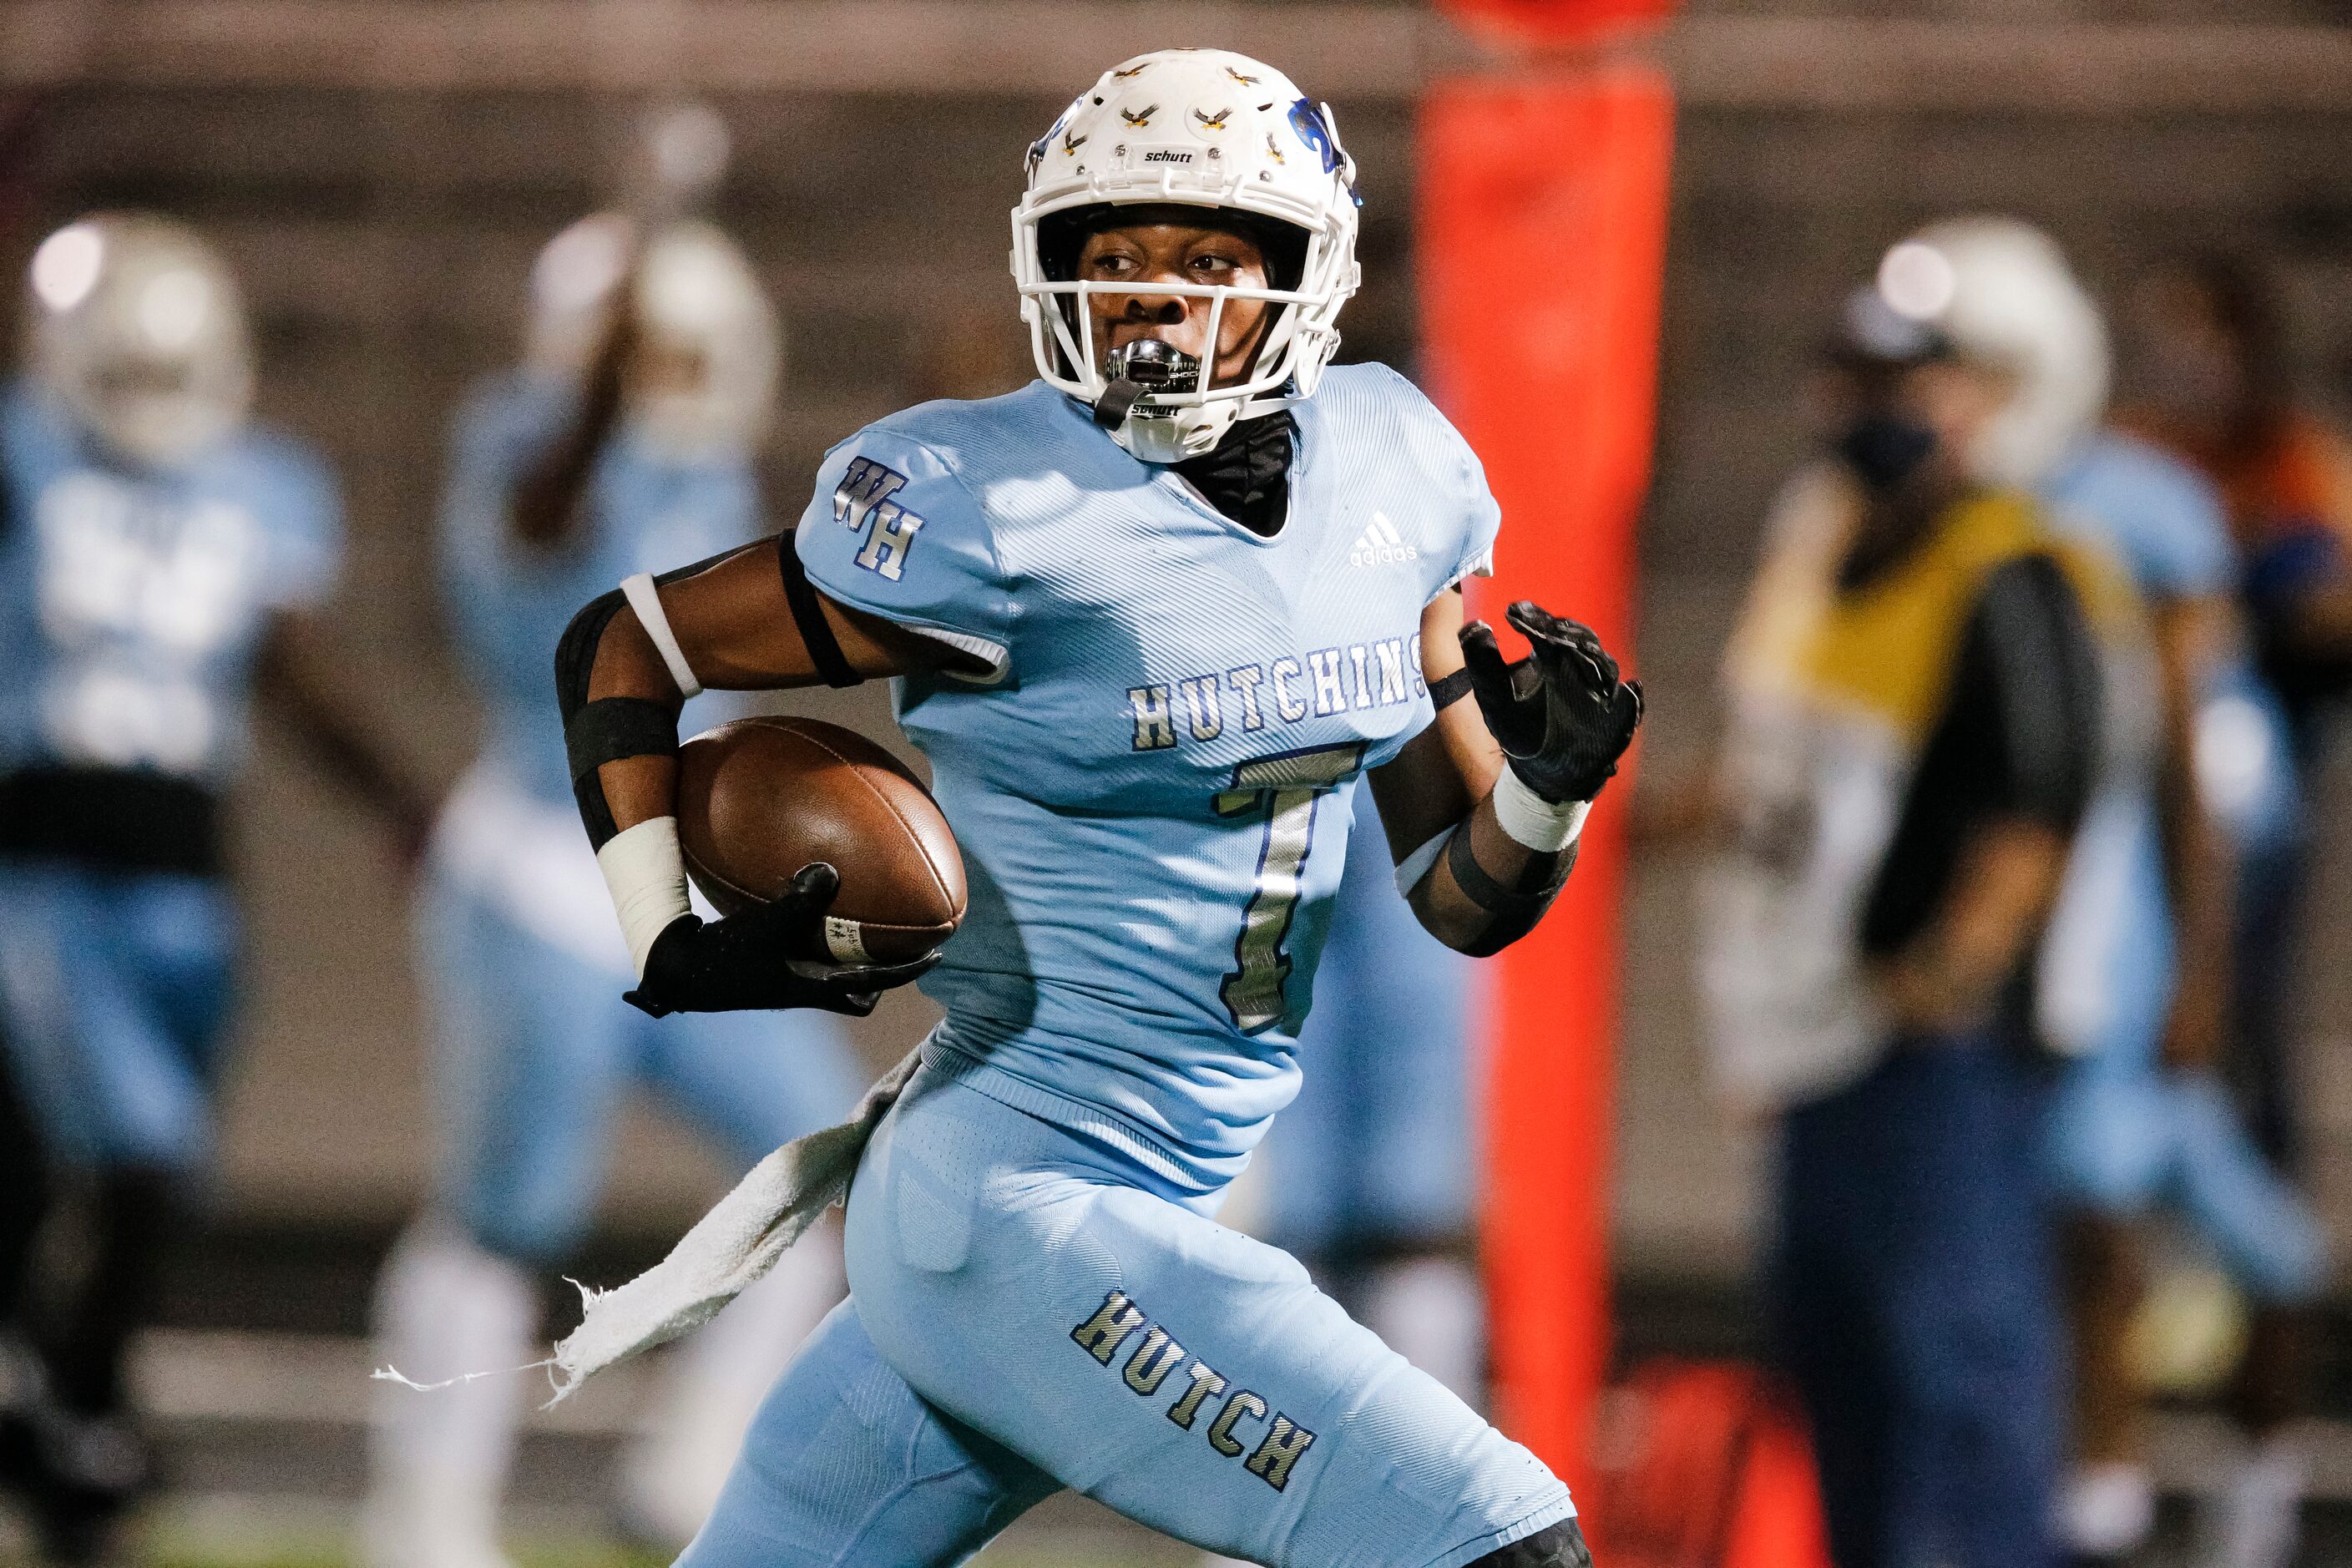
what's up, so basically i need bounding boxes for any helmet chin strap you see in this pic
[1092,337,1198,431]
[1093,338,1240,464]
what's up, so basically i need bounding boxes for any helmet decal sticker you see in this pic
[1194,108,1232,130]
[1114,63,1151,78]
[1264,133,1286,164]
[1120,104,1159,127]
[1226,64,1262,85]
[1287,99,1338,174]
[1064,129,1087,155]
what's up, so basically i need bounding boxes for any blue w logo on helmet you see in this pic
[1287,99,1339,174]
[1286,99,1362,207]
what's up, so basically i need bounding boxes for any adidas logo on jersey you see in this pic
[1348,512,1417,569]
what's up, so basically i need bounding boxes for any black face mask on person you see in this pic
[1834,409,1940,496]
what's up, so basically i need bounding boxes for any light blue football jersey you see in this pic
[795,365,1499,1190]
[2035,431,2238,1067]
[443,372,760,805]
[2043,431,2234,603]
[0,379,341,784]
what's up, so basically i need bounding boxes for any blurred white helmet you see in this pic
[25,213,255,468]
[1013,48,1363,463]
[1874,217,2109,488]
[526,214,779,460]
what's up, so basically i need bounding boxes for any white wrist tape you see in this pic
[597,816,692,979]
[620,573,703,700]
[1490,767,1591,853]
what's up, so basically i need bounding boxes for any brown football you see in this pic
[675,716,965,965]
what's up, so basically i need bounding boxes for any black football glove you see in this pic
[624,862,938,1019]
[1459,600,1644,805]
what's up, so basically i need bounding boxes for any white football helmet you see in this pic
[526,214,779,461]
[1013,48,1363,463]
[25,213,255,468]
[1874,217,2110,488]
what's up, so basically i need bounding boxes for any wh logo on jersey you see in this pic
[832,456,927,582]
[1347,511,1417,569]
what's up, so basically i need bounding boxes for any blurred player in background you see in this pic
[1267,789,1486,1404]
[363,110,861,1568]
[0,212,426,1563]
[1863,220,2325,1568]
[1697,252,2108,1568]
[2120,253,2352,1568]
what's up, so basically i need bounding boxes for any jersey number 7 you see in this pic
[1212,743,1363,1034]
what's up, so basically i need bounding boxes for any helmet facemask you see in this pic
[1029,202,1320,463]
[1011,50,1363,465]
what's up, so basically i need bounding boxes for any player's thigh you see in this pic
[0,865,215,1170]
[636,1002,864,1165]
[682,1297,1058,1568]
[846,1077,1571,1568]
[416,878,630,1262]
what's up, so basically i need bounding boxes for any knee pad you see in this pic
[1471,1518,1591,1568]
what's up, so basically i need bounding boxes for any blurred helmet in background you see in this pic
[24,212,256,468]
[1875,216,2109,488]
[1012,48,1363,463]
[525,214,780,460]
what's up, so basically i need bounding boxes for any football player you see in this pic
[0,213,426,1562]
[2118,252,2352,1568]
[550,48,1640,1568]
[1263,787,1486,1404]
[362,208,862,1567]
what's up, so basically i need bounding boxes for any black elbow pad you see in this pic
[554,587,630,725]
[1449,830,1576,958]
[554,587,683,851]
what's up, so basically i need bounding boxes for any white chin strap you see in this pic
[1110,397,1240,465]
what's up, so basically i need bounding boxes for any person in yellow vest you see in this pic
[1697,278,2110,1568]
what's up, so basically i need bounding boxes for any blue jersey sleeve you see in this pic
[796,427,1014,677]
[2047,434,2234,600]
[246,432,345,611]
[1450,437,1503,590]
[1360,365,1501,597]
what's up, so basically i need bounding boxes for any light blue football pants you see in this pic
[0,862,235,1171]
[419,874,862,1264]
[680,1062,1574,1567]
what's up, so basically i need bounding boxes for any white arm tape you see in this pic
[597,816,693,979]
[1490,767,1591,853]
[620,573,703,700]
[1394,829,1450,898]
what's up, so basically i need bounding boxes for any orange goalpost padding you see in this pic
[1416,61,1676,1500]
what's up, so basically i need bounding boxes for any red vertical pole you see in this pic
[1416,65,1674,1501]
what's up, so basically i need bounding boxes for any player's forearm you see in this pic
[2151,597,2234,1066]
[511,296,635,547]
[558,541,950,845]
[1875,818,2067,1032]
[1405,792,1580,956]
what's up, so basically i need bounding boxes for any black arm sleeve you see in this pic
[554,589,640,849]
[1860,553,2102,959]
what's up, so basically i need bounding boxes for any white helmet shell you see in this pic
[1876,217,2109,489]
[25,213,255,468]
[1013,48,1363,463]
[526,214,779,461]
